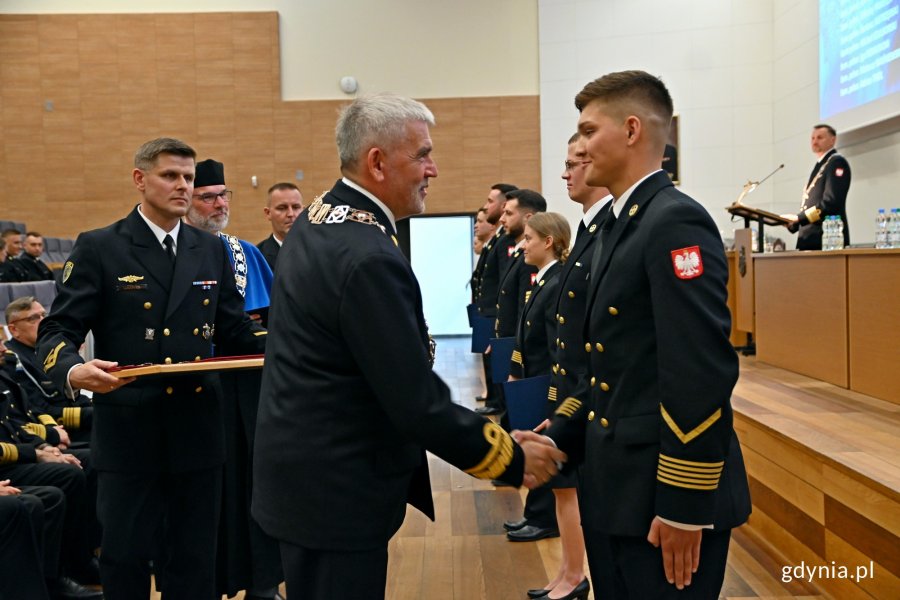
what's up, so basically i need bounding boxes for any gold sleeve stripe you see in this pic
[253,331,267,336]
[23,423,47,439]
[0,442,19,465]
[62,407,81,429]
[660,405,722,444]
[43,341,66,372]
[804,206,822,223]
[555,397,582,418]
[657,474,718,491]
[511,350,523,365]
[524,290,532,304]
[658,454,724,472]
[465,422,515,480]
[547,387,558,402]
[38,414,57,426]
[658,465,721,481]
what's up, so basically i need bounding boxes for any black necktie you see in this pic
[163,234,176,264]
[590,209,617,279]
[576,220,587,238]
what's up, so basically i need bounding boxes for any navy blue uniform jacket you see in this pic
[253,180,525,552]
[548,171,751,535]
[36,207,266,473]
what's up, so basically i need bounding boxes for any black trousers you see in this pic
[584,527,732,599]
[96,467,222,600]
[0,461,91,577]
[0,494,50,600]
[280,541,388,600]
[20,485,66,579]
[523,485,557,529]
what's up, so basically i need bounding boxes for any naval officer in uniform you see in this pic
[36,137,267,600]
[782,123,851,250]
[252,94,565,600]
[519,71,751,599]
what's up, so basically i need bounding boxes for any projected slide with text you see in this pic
[820,0,900,119]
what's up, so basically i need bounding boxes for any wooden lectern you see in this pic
[727,201,792,253]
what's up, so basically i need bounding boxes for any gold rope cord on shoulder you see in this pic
[465,422,514,480]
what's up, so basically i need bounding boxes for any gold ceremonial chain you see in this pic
[307,194,387,234]
[802,154,837,204]
[307,192,436,368]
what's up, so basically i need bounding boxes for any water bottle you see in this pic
[822,216,832,251]
[890,208,900,249]
[835,216,845,250]
[875,208,888,249]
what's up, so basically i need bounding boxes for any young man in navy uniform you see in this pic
[36,137,267,600]
[252,94,565,600]
[520,71,751,599]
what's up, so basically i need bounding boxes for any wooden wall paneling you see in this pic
[499,95,541,192]
[754,254,848,386]
[825,530,898,600]
[742,445,825,524]
[848,253,900,404]
[0,13,541,241]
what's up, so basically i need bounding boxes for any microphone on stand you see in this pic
[734,164,784,205]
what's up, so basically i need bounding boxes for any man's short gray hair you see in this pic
[335,94,435,171]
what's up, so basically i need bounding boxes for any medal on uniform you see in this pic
[145,328,155,341]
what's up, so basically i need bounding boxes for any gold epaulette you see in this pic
[657,454,723,491]
[465,422,514,480]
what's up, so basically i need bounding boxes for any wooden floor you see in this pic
[154,337,832,599]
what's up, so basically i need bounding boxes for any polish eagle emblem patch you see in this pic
[671,246,703,279]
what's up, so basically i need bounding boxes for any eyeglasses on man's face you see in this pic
[193,190,233,204]
[9,311,46,325]
[564,160,584,172]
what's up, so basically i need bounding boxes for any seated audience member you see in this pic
[1,228,27,282]
[14,232,56,281]
[258,182,304,271]
[0,362,101,599]
[2,228,23,259]
[5,297,93,445]
[0,482,51,600]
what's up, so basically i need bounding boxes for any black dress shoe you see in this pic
[503,517,528,531]
[49,576,103,599]
[506,524,560,542]
[68,556,101,586]
[527,586,550,598]
[475,405,503,415]
[546,578,590,600]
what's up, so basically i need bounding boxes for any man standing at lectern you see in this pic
[782,124,851,250]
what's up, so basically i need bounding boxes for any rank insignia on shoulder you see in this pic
[118,275,144,283]
[671,246,703,280]
[63,261,74,283]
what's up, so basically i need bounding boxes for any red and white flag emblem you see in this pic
[508,246,516,257]
[530,273,537,285]
[836,168,844,177]
[671,246,703,279]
